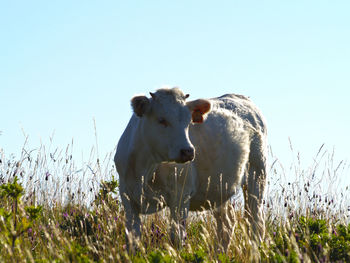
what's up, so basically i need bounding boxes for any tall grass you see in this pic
[0,140,349,262]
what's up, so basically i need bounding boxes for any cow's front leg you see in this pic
[163,164,193,247]
[170,200,189,248]
[122,192,141,253]
[213,202,235,252]
[125,209,141,252]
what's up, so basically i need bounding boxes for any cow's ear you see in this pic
[131,95,151,117]
[186,99,211,123]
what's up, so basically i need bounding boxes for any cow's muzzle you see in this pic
[177,147,195,163]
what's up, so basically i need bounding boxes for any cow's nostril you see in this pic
[180,148,195,161]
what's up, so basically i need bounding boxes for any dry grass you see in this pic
[0,140,349,262]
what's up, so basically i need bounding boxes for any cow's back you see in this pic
[215,94,266,134]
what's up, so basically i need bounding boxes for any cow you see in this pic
[114,87,267,251]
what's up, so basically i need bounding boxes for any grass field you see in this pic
[0,142,349,262]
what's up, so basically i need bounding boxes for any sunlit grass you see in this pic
[0,141,349,262]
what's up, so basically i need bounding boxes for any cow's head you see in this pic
[131,87,211,163]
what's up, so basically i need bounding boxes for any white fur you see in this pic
[114,88,267,249]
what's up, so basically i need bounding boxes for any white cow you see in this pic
[114,87,267,250]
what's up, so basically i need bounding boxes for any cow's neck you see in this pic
[124,125,159,201]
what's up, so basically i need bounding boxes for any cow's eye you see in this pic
[158,118,169,127]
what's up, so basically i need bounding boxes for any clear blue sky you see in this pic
[1,1,349,177]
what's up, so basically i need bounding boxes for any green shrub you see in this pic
[181,248,206,263]
[148,250,174,263]
[329,223,350,262]
[0,176,42,253]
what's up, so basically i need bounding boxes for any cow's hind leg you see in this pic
[242,133,267,242]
